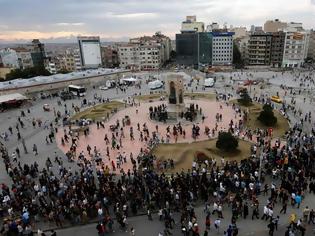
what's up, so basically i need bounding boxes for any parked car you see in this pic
[271,95,282,103]
[60,91,74,101]
[99,85,109,90]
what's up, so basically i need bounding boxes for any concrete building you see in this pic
[78,36,102,69]
[0,67,13,80]
[101,46,119,68]
[181,16,204,33]
[118,33,171,70]
[307,29,315,60]
[211,32,234,66]
[248,32,272,65]
[0,48,20,68]
[206,23,219,32]
[270,31,286,67]
[229,26,247,39]
[14,47,33,69]
[45,62,57,74]
[282,30,310,68]
[234,35,250,64]
[264,19,287,33]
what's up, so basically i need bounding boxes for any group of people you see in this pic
[0,69,315,236]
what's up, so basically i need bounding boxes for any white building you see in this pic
[181,15,204,33]
[45,62,57,74]
[211,32,234,66]
[229,26,248,39]
[78,36,102,69]
[282,26,310,68]
[206,22,219,32]
[0,48,20,68]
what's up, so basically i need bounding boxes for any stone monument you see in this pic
[166,74,185,119]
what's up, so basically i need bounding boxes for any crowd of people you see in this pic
[0,69,315,236]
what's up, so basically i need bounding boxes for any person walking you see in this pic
[33,144,38,156]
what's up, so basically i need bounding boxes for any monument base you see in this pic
[167,103,185,120]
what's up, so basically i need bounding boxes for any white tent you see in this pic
[0,93,28,104]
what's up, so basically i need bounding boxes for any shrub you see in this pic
[237,92,252,106]
[216,132,238,152]
[257,104,277,126]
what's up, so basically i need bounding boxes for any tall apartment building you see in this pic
[248,33,272,65]
[234,35,250,64]
[264,19,287,33]
[270,32,286,67]
[181,15,204,33]
[282,30,310,68]
[26,39,46,67]
[307,29,315,60]
[211,32,234,66]
[78,36,102,69]
[118,34,171,70]
[101,46,119,68]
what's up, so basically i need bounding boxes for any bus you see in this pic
[68,85,86,97]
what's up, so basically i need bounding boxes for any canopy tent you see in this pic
[0,93,28,104]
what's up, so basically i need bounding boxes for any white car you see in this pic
[99,86,109,90]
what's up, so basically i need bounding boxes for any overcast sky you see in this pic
[0,0,314,43]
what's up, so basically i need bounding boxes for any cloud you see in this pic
[0,0,314,43]
[55,22,85,26]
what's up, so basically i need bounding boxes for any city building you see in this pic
[211,32,234,66]
[181,15,204,33]
[0,48,20,68]
[118,33,171,70]
[264,19,287,33]
[282,30,310,68]
[101,46,119,68]
[248,32,272,65]
[234,35,250,64]
[0,47,33,69]
[0,67,13,80]
[229,26,248,39]
[26,39,46,67]
[270,31,286,67]
[307,29,315,60]
[78,36,102,69]
[175,32,212,66]
[206,22,219,32]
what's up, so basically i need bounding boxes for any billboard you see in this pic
[81,41,101,67]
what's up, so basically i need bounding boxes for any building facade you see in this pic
[307,30,315,60]
[176,32,212,66]
[26,39,46,67]
[211,32,234,66]
[282,30,310,68]
[264,19,287,33]
[248,33,272,65]
[270,31,286,67]
[118,33,171,70]
[181,16,204,33]
[101,46,119,68]
[78,36,102,69]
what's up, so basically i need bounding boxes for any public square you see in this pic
[1,69,315,236]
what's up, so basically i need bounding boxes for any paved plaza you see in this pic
[0,69,315,236]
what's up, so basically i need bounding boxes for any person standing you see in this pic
[243,202,249,219]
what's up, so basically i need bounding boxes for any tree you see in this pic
[257,104,277,126]
[237,92,252,106]
[216,132,239,152]
[233,43,244,69]
[6,66,51,80]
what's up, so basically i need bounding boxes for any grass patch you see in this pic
[135,92,166,101]
[151,139,252,173]
[230,100,289,138]
[71,101,124,121]
[184,93,216,100]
